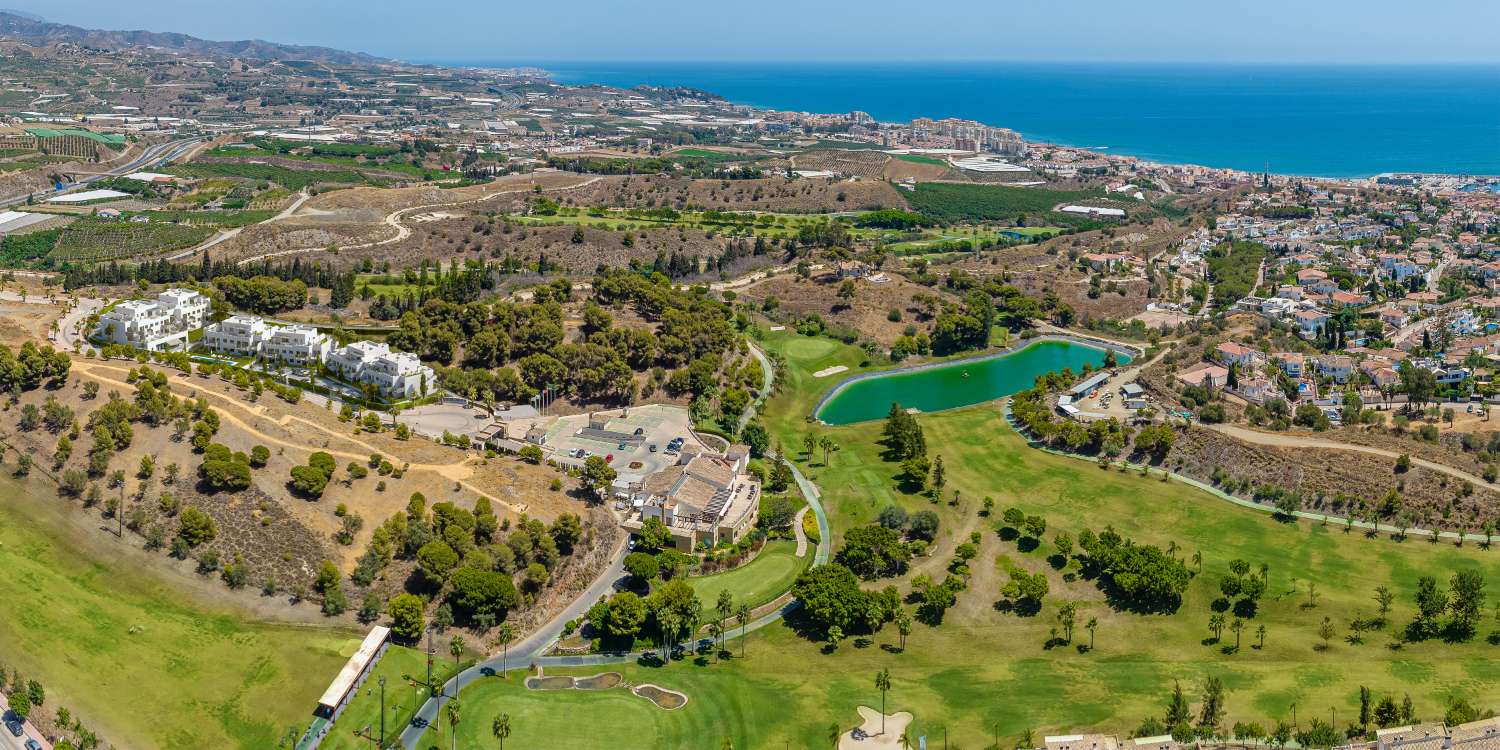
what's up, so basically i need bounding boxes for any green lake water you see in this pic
[815,339,1129,425]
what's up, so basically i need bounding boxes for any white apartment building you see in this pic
[264,324,331,367]
[94,288,210,351]
[201,314,269,357]
[327,340,433,398]
[156,288,211,330]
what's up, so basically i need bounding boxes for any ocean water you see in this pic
[452,61,1500,178]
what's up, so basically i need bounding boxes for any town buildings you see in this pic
[94,288,211,351]
[621,444,761,551]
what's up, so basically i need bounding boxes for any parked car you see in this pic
[648,444,657,453]
[4,719,22,738]
[26,739,43,750]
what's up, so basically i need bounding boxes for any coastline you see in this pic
[430,60,1500,179]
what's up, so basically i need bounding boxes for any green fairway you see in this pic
[321,646,435,750]
[0,477,353,750]
[687,540,809,612]
[406,329,1500,748]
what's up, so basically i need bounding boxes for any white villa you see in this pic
[622,444,761,551]
[95,288,211,351]
[326,341,434,398]
[201,314,269,357]
[264,324,332,366]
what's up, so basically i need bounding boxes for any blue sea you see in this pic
[443,61,1500,178]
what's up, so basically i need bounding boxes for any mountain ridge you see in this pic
[0,10,397,65]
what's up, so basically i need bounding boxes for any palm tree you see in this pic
[1192,550,1203,572]
[875,668,892,734]
[1231,618,1244,651]
[445,699,462,750]
[1208,613,1225,642]
[716,590,734,654]
[829,722,842,749]
[896,610,913,651]
[819,436,835,465]
[736,603,751,658]
[1256,624,1267,649]
[803,434,817,460]
[899,727,916,749]
[491,713,511,750]
[1085,617,1098,650]
[449,635,464,686]
[495,624,515,677]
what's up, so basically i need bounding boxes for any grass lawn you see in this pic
[0,475,355,750]
[894,153,949,167]
[687,540,809,612]
[321,646,436,750]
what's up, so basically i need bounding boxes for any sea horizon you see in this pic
[429,60,1500,179]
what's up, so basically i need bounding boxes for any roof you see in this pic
[317,625,389,710]
[24,127,126,145]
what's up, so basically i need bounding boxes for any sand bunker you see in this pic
[838,706,914,750]
[632,684,688,710]
[525,672,622,691]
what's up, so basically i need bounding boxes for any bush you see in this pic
[177,507,217,546]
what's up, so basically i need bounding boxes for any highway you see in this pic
[0,135,207,210]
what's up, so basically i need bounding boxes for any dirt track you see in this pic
[1205,422,1499,494]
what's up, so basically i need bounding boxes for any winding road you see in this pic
[396,343,831,750]
[232,176,603,267]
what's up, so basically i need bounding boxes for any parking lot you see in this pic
[398,401,492,437]
[508,404,703,485]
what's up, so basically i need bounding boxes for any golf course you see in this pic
[415,328,1500,750]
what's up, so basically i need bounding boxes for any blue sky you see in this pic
[8,0,1500,64]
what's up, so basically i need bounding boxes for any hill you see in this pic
[0,10,393,65]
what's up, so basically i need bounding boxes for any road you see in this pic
[0,690,50,750]
[396,537,631,749]
[0,135,207,209]
[234,176,604,267]
[396,349,831,750]
[163,189,313,262]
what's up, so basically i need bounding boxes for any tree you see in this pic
[1449,568,1487,637]
[1056,602,1078,642]
[736,602,752,658]
[1230,618,1244,651]
[418,540,460,584]
[7,689,29,719]
[896,609,914,651]
[1375,585,1394,619]
[492,713,511,750]
[835,524,911,579]
[624,548,663,582]
[930,455,945,496]
[1085,617,1098,650]
[1414,575,1446,636]
[176,506,216,547]
[875,668,892,734]
[1318,616,1336,649]
[826,625,844,651]
[581,455,617,498]
[446,698,462,750]
[389,594,426,641]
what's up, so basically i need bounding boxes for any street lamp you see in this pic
[378,676,386,748]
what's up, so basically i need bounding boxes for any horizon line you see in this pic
[421,58,1500,68]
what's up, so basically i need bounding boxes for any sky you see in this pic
[6,0,1500,64]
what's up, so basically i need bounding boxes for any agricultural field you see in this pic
[905,182,1115,224]
[130,209,279,227]
[50,217,214,260]
[166,162,372,191]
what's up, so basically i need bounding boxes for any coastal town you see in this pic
[0,7,1498,750]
